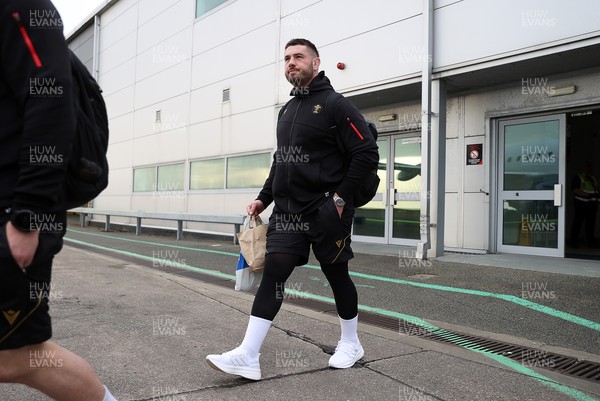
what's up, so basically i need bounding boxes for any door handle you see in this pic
[554,184,562,206]
[390,188,397,206]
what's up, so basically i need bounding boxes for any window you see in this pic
[190,158,225,189]
[157,164,184,191]
[133,167,156,192]
[227,153,271,188]
[190,153,271,190]
[195,0,229,18]
[134,154,270,193]
[133,164,184,192]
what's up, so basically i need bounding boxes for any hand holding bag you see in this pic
[236,215,267,272]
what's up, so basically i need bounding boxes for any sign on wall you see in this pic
[467,143,483,165]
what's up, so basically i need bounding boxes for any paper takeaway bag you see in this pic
[237,215,267,271]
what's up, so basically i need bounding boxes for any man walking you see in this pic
[207,38,379,380]
[0,0,117,400]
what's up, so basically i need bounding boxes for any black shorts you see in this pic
[266,196,354,266]
[0,220,63,350]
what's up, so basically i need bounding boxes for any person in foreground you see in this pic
[206,38,379,380]
[0,0,117,400]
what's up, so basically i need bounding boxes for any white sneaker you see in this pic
[206,347,261,380]
[328,340,364,369]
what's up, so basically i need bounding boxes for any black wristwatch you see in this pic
[10,209,36,232]
[333,194,346,207]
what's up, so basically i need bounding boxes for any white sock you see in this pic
[339,315,360,344]
[239,315,272,359]
[102,386,117,401]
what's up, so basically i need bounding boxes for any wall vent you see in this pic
[222,88,230,103]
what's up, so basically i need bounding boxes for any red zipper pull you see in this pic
[11,12,43,68]
[346,117,364,140]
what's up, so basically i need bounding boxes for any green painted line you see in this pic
[65,229,600,332]
[306,265,600,332]
[64,237,596,401]
[67,228,239,257]
[359,218,384,223]
[64,237,234,280]
[356,274,599,332]
[391,219,420,224]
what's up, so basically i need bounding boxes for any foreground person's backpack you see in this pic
[62,51,109,209]
[11,13,109,209]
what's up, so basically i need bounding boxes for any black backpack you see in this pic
[62,51,109,209]
[278,92,380,208]
[335,117,380,208]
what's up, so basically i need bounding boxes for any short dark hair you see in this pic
[285,38,319,57]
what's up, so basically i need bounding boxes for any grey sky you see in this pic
[52,0,103,36]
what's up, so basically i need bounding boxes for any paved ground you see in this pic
[0,222,599,400]
[64,224,600,355]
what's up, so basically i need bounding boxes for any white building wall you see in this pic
[278,0,424,96]
[434,0,600,70]
[81,0,600,244]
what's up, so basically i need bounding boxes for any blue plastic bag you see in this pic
[235,252,263,291]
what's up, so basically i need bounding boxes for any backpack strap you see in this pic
[325,91,346,156]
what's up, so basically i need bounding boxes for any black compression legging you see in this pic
[251,253,358,321]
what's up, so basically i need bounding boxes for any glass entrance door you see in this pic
[353,134,422,245]
[390,136,422,244]
[497,115,566,257]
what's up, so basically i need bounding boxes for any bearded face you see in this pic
[284,45,320,88]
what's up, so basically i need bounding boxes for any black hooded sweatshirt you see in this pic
[256,71,379,215]
[0,0,74,215]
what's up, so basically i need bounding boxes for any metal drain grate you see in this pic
[286,297,598,384]
[399,319,600,384]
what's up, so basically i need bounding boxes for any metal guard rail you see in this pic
[70,207,245,244]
